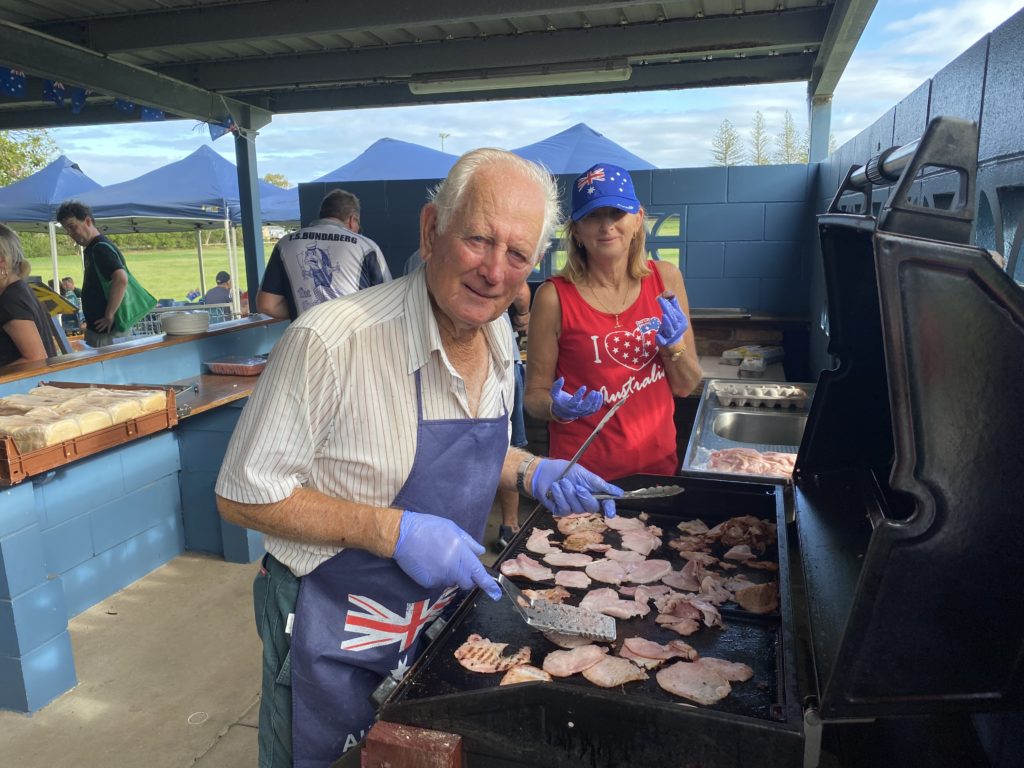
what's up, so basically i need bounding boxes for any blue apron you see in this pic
[291,369,509,768]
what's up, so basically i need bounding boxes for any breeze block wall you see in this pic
[300,163,815,315]
[809,8,1024,373]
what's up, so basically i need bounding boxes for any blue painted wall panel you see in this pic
[0,579,68,657]
[687,203,765,242]
[42,515,92,575]
[724,242,802,278]
[0,527,47,601]
[0,631,76,713]
[62,513,184,618]
[38,449,125,529]
[651,167,727,204]
[91,474,181,555]
[179,430,232,473]
[179,470,223,554]
[764,202,809,241]
[685,277,761,309]
[220,518,264,564]
[759,276,810,315]
[979,10,1024,160]
[121,432,181,494]
[0,484,36,538]
[727,165,808,203]
[684,243,725,279]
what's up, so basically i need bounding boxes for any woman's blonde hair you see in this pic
[558,210,652,284]
[0,224,27,279]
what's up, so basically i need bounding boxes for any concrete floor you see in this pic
[0,500,518,768]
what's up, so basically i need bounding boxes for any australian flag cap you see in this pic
[570,163,640,221]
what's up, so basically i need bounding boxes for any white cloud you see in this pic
[884,0,1024,59]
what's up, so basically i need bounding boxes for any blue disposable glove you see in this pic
[550,377,603,422]
[656,295,689,348]
[530,458,623,518]
[393,511,501,601]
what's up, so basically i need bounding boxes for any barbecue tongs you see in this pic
[493,570,617,642]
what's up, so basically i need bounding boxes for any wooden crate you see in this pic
[0,382,179,486]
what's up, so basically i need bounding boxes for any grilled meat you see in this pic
[454,634,531,673]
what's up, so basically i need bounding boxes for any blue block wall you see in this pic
[810,8,1024,373]
[0,320,285,712]
[301,165,814,314]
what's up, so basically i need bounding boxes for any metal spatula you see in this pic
[496,572,616,642]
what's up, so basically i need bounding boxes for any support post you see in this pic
[48,221,60,289]
[233,131,265,314]
[808,94,833,163]
[196,228,207,297]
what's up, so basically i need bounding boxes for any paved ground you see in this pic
[0,500,516,767]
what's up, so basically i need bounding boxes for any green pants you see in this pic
[254,554,299,768]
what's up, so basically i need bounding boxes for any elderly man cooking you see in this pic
[215,148,622,768]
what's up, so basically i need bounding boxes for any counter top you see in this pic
[0,315,285,385]
[173,373,261,417]
[698,355,786,382]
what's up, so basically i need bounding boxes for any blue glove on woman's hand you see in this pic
[393,511,501,600]
[550,376,603,422]
[656,295,689,348]
[530,458,623,518]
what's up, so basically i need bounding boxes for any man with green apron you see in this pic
[216,148,622,768]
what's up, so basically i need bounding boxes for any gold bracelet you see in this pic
[662,342,687,362]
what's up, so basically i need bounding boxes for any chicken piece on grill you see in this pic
[585,558,627,585]
[522,586,571,604]
[695,657,753,682]
[500,664,553,686]
[656,661,732,705]
[579,587,649,619]
[723,544,756,562]
[705,515,777,554]
[734,580,779,614]
[676,519,709,536]
[603,548,647,564]
[622,636,698,662]
[526,527,558,555]
[562,529,605,552]
[624,559,672,584]
[620,529,661,556]
[556,513,608,536]
[554,570,592,589]
[582,656,649,688]
[454,634,532,673]
[542,644,608,677]
[499,553,554,582]
[605,515,646,532]
[543,631,598,649]
[543,551,594,568]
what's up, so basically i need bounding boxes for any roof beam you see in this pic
[235,54,814,113]
[809,0,878,99]
[0,19,272,130]
[33,1,631,52]
[153,9,827,92]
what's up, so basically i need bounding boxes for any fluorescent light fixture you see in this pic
[409,65,632,95]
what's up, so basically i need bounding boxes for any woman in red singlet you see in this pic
[525,163,703,480]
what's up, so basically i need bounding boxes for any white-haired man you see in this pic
[216,148,622,768]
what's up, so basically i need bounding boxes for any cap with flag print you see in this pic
[570,163,641,222]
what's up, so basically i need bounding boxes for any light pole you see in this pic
[439,132,450,152]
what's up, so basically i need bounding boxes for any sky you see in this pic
[47,0,1024,187]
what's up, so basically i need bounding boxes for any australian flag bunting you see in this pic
[0,68,26,98]
[114,98,136,113]
[140,106,165,121]
[70,87,90,115]
[208,116,237,141]
[42,80,66,107]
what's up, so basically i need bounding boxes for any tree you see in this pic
[773,111,805,164]
[263,172,290,189]
[0,129,59,186]
[748,111,771,165]
[710,119,743,166]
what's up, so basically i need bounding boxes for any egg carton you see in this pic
[710,382,810,409]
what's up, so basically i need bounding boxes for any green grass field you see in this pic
[26,245,269,303]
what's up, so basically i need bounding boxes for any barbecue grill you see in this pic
[372,117,1024,767]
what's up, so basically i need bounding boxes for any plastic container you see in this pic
[204,355,267,376]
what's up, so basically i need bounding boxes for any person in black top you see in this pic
[0,224,57,367]
[57,201,129,348]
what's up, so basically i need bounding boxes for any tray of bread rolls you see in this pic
[0,382,178,485]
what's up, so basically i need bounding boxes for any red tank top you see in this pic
[549,263,678,480]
